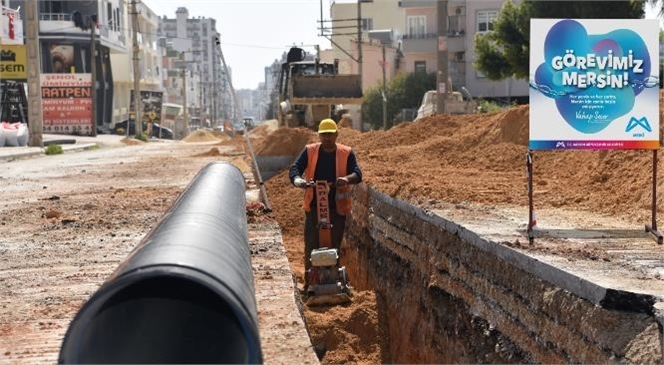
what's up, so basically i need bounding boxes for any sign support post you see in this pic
[645,150,663,244]
[526,150,534,243]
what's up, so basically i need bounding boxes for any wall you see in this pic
[330,0,404,93]
[464,0,528,99]
[342,183,663,364]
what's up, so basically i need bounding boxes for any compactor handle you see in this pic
[304,180,335,188]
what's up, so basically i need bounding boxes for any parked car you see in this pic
[113,120,174,139]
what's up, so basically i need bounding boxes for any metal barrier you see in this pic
[59,162,262,364]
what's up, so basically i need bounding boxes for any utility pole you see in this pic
[436,0,449,115]
[216,40,239,125]
[25,0,42,147]
[381,44,387,130]
[199,80,204,122]
[357,0,363,130]
[89,16,98,136]
[182,62,189,132]
[212,56,217,127]
[131,0,142,138]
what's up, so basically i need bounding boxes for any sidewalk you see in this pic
[0,134,127,161]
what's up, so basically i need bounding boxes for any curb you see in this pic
[0,143,100,161]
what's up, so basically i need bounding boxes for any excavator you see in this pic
[277,47,363,128]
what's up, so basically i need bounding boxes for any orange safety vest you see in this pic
[302,142,353,215]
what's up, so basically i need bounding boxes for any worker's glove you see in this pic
[294,177,307,188]
[336,177,349,187]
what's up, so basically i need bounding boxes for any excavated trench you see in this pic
[251,122,664,364]
[291,183,663,364]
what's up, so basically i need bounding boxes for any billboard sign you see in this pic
[41,73,93,135]
[130,90,164,123]
[529,19,659,150]
[0,44,26,80]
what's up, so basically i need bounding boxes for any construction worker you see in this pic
[289,118,363,290]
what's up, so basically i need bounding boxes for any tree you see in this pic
[474,0,645,81]
[361,72,436,130]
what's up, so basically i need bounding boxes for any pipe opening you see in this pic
[70,276,249,364]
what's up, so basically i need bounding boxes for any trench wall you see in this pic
[342,183,663,364]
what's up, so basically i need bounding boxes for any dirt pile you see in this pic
[248,120,279,140]
[120,137,145,145]
[262,99,664,363]
[261,100,661,235]
[210,130,231,141]
[192,147,222,157]
[254,127,317,156]
[182,130,223,143]
[326,104,657,223]
[338,114,353,128]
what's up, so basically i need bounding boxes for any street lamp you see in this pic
[369,30,392,130]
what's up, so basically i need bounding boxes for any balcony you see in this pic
[39,12,126,52]
[398,0,437,8]
[446,34,466,53]
[39,12,90,35]
[401,32,436,53]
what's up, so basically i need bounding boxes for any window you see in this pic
[407,16,426,38]
[107,3,112,29]
[477,10,498,33]
[115,8,120,31]
[361,18,373,31]
[414,61,426,73]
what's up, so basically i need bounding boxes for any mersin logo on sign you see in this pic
[625,117,651,137]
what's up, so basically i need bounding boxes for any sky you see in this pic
[142,0,664,90]
[142,0,340,90]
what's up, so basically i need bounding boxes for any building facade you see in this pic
[9,0,129,132]
[328,0,528,102]
[330,0,405,89]
[157,7,229,125]
[110,0,164,126]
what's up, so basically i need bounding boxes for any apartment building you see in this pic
[157,7,229,124]
[2,0,172,132]
[330,0,405,90]
[458,0,527,99]
[8,0,127,132]
[330,0,528,101]
[110,0,164,126]
[0,1,25,125]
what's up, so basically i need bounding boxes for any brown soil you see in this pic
[254,127,317,156]
[119,137,145,145]
[263,93,664,363]
[182,129,225,143]
[4,94,661,364]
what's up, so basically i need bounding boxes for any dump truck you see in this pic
[277,47,362,128]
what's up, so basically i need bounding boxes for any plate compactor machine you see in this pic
[305,180,352,307]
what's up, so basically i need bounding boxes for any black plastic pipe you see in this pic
[59,162,262,364]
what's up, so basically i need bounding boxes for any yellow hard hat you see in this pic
[318,118,338,134]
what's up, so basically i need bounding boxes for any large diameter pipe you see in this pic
[59,162,262,364]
